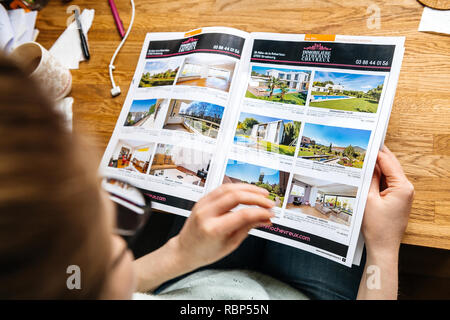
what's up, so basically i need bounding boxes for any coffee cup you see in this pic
[10,42,72,101]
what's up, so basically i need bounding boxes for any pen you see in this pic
[74,9,90,60]
[108,0,125,38]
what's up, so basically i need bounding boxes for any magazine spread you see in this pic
[99,27,405,267]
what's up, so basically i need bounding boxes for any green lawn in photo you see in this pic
[245,91,307,106]
[139,77,176,87]
[309,96,379,113]
[267,193,284,207]
[258,140,296,156]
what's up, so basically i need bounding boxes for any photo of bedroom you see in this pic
[163,99,225,139]
[175,53,236,92]
[285,174,358,226]
[124,98,167,129]
[234,112,301,156]
[298,123,371,169]
[138,57,182,87]
[222,160,289,207]
[108,140,155,174]
[149,144,212,187]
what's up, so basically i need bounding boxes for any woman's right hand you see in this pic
[171,183,275,270]
[362,145,415,256]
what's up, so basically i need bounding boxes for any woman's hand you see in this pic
[357,145,414,300]
[172,183,275,270]
[134,183,275,292]
[362,145,414,256]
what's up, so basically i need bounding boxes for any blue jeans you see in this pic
[155,215,366,300]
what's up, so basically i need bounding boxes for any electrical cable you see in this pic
[109,0,135,97]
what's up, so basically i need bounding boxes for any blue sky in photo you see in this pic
[129,99,158,112]
[302,123,371,149]
[237,112,293,126]
[251,65,311,75]
[142,58,182,75]
[313,71,385,92]
[179,101,224,119]
[225,160,281,185]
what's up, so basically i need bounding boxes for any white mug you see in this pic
[10,42,72,101]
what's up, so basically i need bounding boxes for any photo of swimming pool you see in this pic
[312,95,352,101]
[234,135,256,146]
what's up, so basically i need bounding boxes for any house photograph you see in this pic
[309,71,385,113]
[234,112,301,156]
[298,123,371,169]
[163,99,225,139]
[222,160,289,207]
[246,66,311,105]
[286,174,358,226]
[175,53,236,92]
[108,140,155,174]
[149,144,212,187]
[124,98,167,129]
[138,57,182,87]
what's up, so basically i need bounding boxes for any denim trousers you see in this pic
[154,215,366,300]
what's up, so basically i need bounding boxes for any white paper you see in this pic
[8,8,27,43]
[419,7,450,35]
[0,5,14,52]
[14,10,37,48]
[50,9,95,70]
[54,97,73,131]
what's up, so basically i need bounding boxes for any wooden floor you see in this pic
[34,0,449,298]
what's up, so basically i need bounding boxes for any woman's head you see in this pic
[0,54,135,299]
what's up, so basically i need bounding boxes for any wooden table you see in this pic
[35,0,450,250]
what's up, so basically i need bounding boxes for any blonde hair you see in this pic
[0,54,111,299]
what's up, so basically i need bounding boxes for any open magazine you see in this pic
[100,27,405,267]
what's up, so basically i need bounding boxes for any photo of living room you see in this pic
[222,160,289,207]
[175,53,236,92]
[285,174,358,226]
[108,140,155,174]
[163,99,225,139]
[138,57,182,87]
[309,71,385,113]
[246,66,311,105]
[298,123,371,169]
[234,112,301,156]
[124,98,167,129]
[149,144,212,187]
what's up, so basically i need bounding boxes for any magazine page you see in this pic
[99,27,250,216]
[216,33,405,266]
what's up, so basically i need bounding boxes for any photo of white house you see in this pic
[108,140,155,174]
[246,66,311,105]
[149,144,212,187]
[234,112,301,156]
[175,53,236,92]
[286,174,358,227]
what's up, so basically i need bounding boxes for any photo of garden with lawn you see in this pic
[298,123,371,169]
[309,71,385,113]
[234,112,301,157]
[245,66,311,105]
[222,159,289,208]
[138,58,182,87]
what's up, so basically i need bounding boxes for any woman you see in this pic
[0,55,414,299]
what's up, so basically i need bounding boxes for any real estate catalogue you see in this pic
[100,27,405,266]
